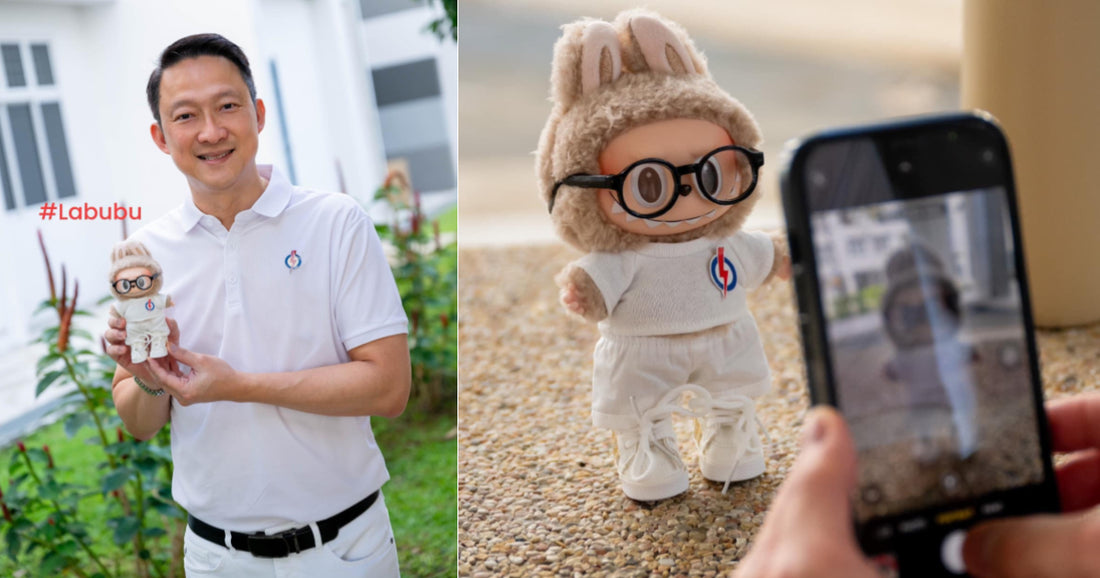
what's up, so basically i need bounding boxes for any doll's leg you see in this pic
[147,323,170,359]
[592,335,692,501]
[689,320,771,488]
[126,333,149,364]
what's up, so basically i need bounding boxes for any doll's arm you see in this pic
[763,230,792,284]
[555,262,608,322]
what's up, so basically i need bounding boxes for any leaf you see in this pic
[63,412,92,439]
[24,448,47,466]
[70,329,93,342]
[35,369,65,397]
[40,549,69,573]
[109,515,140,546]
[38,479,62,501]
[133,457,160,479]
[143,527,167,539]
[101,467,132,494]
[4,526,21,562]
[36,352,61,375]
[55,539,79,557]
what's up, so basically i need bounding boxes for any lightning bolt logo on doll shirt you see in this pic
[709,246,737,297]
[145,299,155,311]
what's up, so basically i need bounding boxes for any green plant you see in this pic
[0,232,183,577]
[421,0,457,41]
[372,172,457,412]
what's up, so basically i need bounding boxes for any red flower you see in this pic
[440,313,450,330]
[37,230,56,303]
[43,445,53,469]
[16,441,25,453]
[117,427,125,443]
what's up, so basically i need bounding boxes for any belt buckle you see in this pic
[247,528,304,559]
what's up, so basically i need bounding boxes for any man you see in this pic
[103,33,411,577]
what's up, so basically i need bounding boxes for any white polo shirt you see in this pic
[130,165,408,531]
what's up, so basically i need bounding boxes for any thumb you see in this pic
[963,511,1100,578]
[167,343,201,366]
[774,406,860,535]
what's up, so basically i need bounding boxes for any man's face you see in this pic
[151,55,265,195]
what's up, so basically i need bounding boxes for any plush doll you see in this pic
[881,243,978,462]
[108,240,173,364]
[536,9,790,501]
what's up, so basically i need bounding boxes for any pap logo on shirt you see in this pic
[285,249,302,273]
[709,247,738,297]
[145,299,155,311]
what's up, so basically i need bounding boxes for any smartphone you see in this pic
[780,112,1060,577]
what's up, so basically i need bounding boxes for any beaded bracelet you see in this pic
[134,376,165,397]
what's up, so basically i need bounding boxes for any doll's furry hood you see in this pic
[536,9,764,253]
[108,239,164,299]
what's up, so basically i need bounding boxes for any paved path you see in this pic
[458,244,1100,576]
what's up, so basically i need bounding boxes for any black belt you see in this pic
[187,490,379,559]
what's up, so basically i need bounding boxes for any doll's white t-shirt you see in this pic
[115,294,169,337]
[577,231,774,336]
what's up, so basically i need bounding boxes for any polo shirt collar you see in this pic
[179,165,292,232]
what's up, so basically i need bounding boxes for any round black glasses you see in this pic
[112,273,159,295]
[548,145,764,218]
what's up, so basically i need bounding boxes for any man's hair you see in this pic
[146,33,257,124]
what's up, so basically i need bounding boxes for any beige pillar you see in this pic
[962,0,1100,327]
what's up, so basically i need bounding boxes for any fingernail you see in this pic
[802,409,828,447]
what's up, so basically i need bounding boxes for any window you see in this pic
[0,41,76,211]
[371,58,455,193]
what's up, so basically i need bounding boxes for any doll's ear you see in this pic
[549,19,622,109]
[623,12,700,75]
[579,22,622,95]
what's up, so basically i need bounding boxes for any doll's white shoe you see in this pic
[148,341,168,359]
[615,419,689,501]
[613,386,720,501]
[130,346,149,364]
[692,394,766,493]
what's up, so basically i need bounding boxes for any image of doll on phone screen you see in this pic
[881,243,979,463]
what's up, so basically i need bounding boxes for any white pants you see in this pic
[592,317,771,431]
[183,492,400,578]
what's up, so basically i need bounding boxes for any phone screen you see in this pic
[810,187,1044,523]
[785,118,1059,575]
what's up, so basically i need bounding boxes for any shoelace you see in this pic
[690,393,771,494]
[624,384,715,481]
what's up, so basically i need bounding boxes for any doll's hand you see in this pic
[766,231,792,283]
[561,283,587,316]
[554,263,608,321]
[733,407,880,578]
[146,343,237,407]
[962,393,1100,577]
[105,314,183,385]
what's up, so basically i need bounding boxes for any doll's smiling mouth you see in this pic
[611,203,718,228]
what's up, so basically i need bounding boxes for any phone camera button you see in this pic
[941,529,968,575]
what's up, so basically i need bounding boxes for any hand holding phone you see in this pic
[734,407,881,578]
[962,393,1100,578]
[779,113,1060,577]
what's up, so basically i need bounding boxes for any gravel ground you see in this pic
[458,243,1100,577]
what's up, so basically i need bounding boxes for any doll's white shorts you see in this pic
[591,315,772,431]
